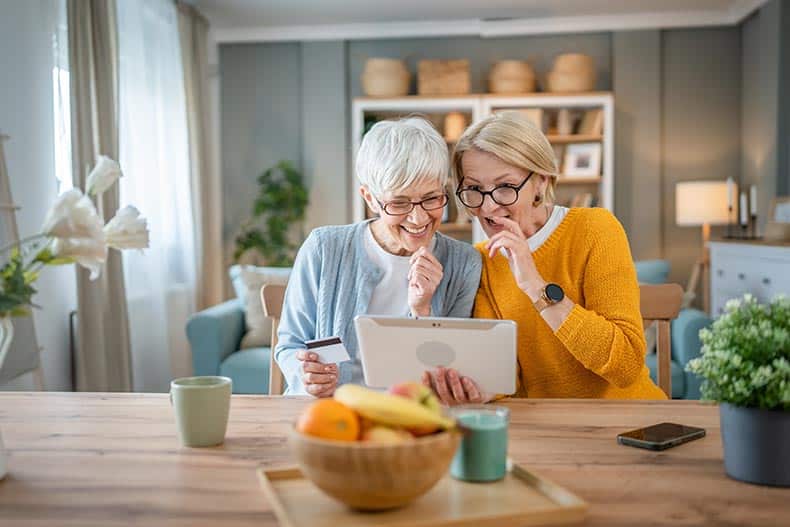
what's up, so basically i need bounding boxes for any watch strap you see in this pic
[533,294,551,313]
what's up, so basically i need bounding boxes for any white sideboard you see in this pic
[708,240,790,317]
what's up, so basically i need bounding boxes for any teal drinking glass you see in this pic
[450,405,510,482]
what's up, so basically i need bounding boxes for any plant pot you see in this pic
[720,403,790,487]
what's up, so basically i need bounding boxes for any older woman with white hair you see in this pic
[275,117,482,397]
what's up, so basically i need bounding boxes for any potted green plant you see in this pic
[234,160,309,267]
[686,294,789,487]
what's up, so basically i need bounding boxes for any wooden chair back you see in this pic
[639,283,684,398]
[261,284,287,395]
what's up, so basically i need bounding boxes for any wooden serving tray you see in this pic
[258,461,587,527]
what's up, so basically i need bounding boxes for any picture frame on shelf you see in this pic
[765,196,790,242]
[770,196,790,222]
[563,142,601,178]
[577,108,603,135]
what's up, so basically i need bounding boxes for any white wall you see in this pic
[0,0,76,391]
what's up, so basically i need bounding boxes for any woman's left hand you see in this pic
[408,246,443,317]
[485,216,544,296]
[422,367,487,406]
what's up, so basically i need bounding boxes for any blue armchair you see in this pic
[186,265,290,394]
[635,260,711,399]
[185,299,271,394]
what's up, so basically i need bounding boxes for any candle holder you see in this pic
[725,206,734,239]
[748,213,762,240]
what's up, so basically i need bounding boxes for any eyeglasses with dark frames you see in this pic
[375,192,449,216]
[455,172,534,208]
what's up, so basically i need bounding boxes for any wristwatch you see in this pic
[533,283,564,313]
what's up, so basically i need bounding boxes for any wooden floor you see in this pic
[0,393,788,526]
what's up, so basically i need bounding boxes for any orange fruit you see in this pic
[296,399,360,441]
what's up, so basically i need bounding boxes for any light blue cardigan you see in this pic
[275,220,482,395]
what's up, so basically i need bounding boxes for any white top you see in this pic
[527,205,569,251]
[363,224,437,316]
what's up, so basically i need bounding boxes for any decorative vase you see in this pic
[0,316,12,480]
[720,403,790,487]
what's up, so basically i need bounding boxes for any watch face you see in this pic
[545,283,564,302]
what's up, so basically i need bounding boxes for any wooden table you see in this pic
[0,394,787,526]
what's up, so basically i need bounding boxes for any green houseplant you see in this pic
[686,294,790,486]
[234,161,309,267]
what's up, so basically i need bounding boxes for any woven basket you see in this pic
[545,53,596,92]
[361,58,410,97]
[489,60,536,93]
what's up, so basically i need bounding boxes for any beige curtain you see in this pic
[68,0,132,391]
[177,2,223,310]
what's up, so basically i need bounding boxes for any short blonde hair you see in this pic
[356,117,448,197]
[451,111,559,203]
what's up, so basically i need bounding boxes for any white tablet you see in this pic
[354,315,517,395]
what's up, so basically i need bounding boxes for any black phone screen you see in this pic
[617,422,706,450]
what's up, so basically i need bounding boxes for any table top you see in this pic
[0,393,787,526]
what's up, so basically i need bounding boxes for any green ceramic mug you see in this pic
[170,376,232,447]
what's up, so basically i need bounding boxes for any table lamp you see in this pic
[675,181,730,314]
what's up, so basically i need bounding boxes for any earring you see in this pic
[533,193,544,207]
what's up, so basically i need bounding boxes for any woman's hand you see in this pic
[408,246,443,317]
[485,216,545,298]
[295,350,338,397]
[422,367,488,406]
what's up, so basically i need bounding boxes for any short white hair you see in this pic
[356,117,449,197]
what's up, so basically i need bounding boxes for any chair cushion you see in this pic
[635,260,670,284]
[219,347,271,394]
[228,265,291,349]
[645,354,686,399]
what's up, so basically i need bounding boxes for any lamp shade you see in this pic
[675,181,730,226]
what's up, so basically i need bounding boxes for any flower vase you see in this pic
[0,316,12,479]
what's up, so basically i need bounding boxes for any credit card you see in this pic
[305,336,350,364]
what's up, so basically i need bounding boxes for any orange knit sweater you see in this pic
[474,208,666,399]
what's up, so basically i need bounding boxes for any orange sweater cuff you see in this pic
[555,303,589,349]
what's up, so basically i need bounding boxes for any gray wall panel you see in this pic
[662,28,741,286]
[741,1,780,229]
[613,30,662,260]
[301,41,350,229]
[220,42,302,264]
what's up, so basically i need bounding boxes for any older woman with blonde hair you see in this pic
[276,117,481,396]
[423,111,665,404]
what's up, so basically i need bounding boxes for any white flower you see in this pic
[41,189,104,240]
[52,236,107,280]
[86,155,122,196]
[104,206,150,250]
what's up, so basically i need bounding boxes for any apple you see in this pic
[360,426,413,444]
[389,381,442,414]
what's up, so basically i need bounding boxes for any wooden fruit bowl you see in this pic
[289,428,461,511]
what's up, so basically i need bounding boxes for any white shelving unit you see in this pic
[351,92,614,243]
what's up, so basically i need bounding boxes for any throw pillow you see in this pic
[228,265,291,350]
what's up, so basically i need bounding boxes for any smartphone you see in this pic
[617,422,706,451]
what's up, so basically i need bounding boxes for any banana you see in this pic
[335,384,455,430]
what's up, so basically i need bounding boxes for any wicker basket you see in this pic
[417,59,470,95]
[545,53,596,93]
[489,60,536,94]
[361,58,410,97]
